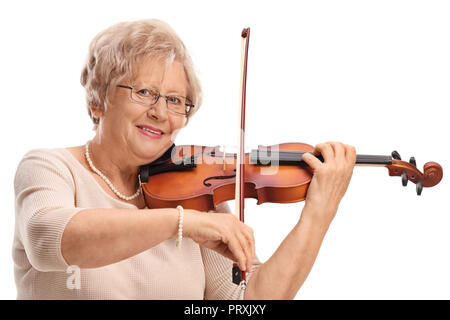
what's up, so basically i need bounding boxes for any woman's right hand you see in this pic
[183,209,255,272]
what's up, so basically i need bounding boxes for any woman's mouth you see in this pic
[137,125,164,139]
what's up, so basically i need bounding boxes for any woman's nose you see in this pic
[147,97,168,120]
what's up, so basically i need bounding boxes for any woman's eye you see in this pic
[137,88,158,97]
[168,96,182,105]
[138,89,150,95]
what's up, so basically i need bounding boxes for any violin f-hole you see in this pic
[203,170,237,187]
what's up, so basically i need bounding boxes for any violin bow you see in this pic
[232,27,250,290]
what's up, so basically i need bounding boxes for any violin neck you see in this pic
[250,150,393,167]
[354,154,393,166]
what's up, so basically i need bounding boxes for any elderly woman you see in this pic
[13,19,356,300]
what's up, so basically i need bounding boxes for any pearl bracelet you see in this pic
[176,205,184,248]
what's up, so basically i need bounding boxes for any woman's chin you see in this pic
[133,138,172,164]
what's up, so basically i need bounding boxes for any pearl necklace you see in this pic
[85,141,141,201]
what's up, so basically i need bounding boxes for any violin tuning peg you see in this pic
[401,171,408,186]
[416,180,423,196]
[409,157,416,167]
[391,150,401,160]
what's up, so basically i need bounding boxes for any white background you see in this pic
[1,0,449,299]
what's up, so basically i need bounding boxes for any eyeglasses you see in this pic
[117,84,194,116]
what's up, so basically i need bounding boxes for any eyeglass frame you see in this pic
[116,84,195,116]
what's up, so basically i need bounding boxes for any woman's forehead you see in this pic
[132,58,187,93]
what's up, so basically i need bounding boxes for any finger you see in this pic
[314,143,334,163]
[225,233,247,271]
[345,144,357,164]
[328,141,345,161]
[235,230,251,272]
[301,152,323,172]
[247,228,256,269]
[241,226,255,271]
[216,243,239,262]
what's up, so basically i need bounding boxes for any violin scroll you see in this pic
[422,161,444,188]
[386,151,443,195]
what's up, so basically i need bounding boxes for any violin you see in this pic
[138,28,443,289]
[139,142,443,211]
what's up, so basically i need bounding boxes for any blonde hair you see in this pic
[80,19,202,129]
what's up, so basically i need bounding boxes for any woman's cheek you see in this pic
[168,117,185,141]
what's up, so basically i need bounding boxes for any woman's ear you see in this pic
[90,104,104,122]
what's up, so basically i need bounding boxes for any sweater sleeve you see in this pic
[14,149,83,272]
[201,201,261,300]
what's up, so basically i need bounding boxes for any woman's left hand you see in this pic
[301,141,356,225]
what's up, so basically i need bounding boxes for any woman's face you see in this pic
[94,58,189,164]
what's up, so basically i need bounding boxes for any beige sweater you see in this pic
[13,148,259,300]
